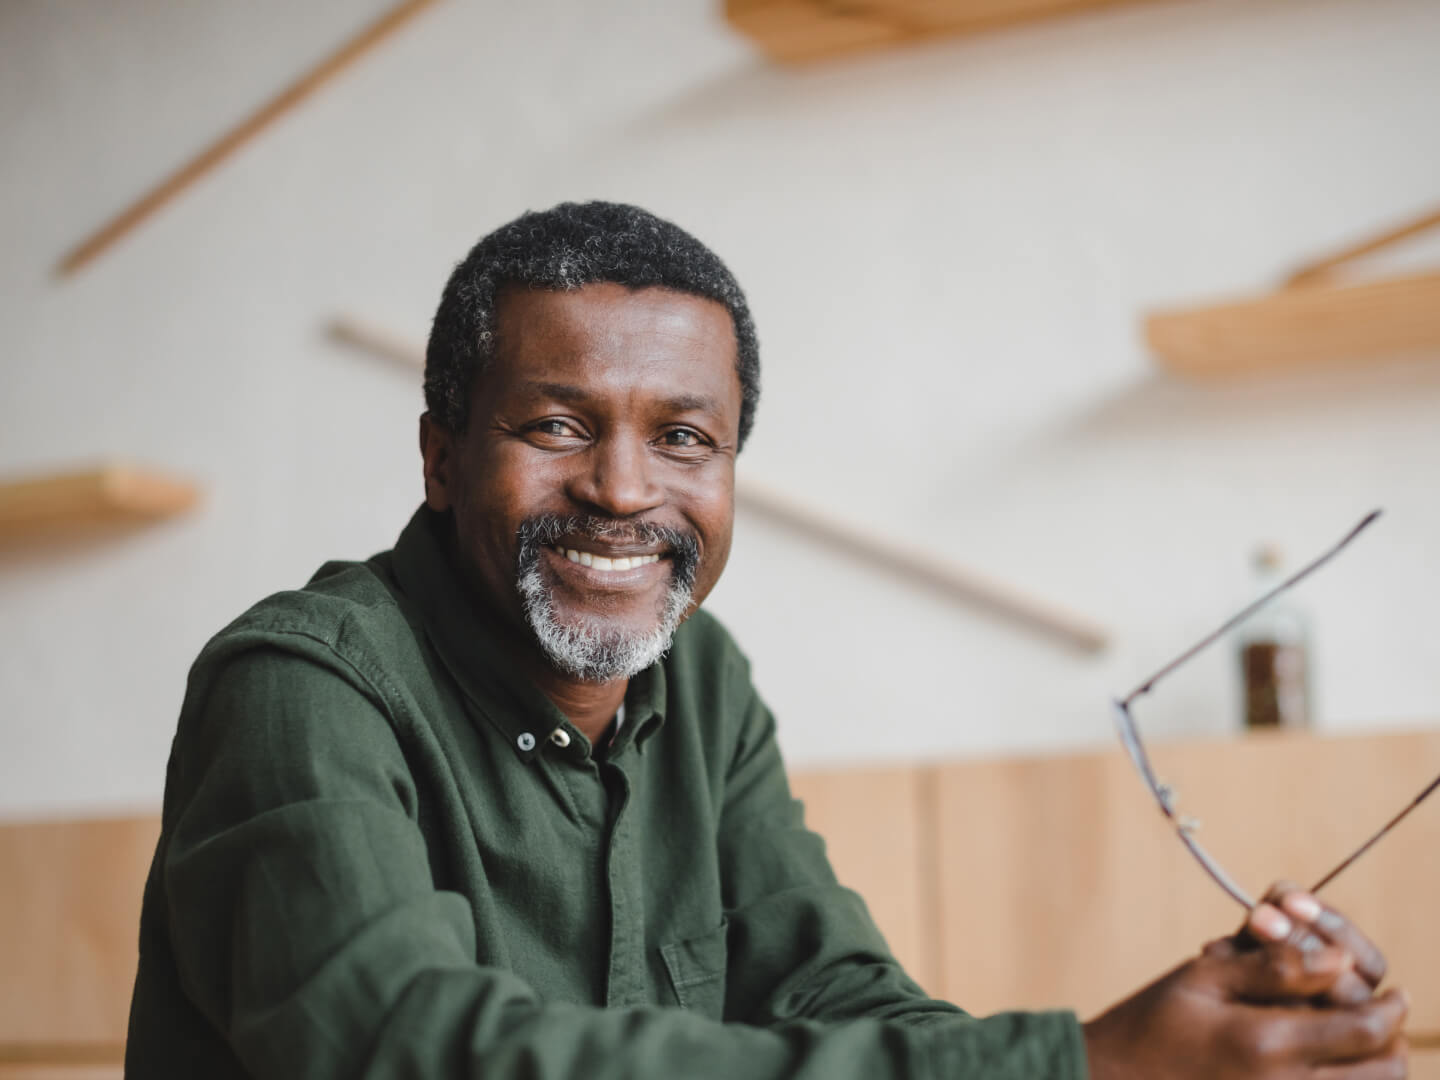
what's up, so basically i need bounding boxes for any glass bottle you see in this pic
[1238,545,1312,731]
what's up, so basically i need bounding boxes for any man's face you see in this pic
[422,282,743,682]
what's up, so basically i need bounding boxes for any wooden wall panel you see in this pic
[0,816,160,1050]
[790,766,939,991]
[931,729,1440,1031]
[1415,1047,1440,1080]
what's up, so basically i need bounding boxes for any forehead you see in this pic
[488,283,740,398]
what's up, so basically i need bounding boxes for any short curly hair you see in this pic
[425,201,760,448]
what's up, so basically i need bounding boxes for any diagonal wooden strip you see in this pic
[1285,204,1440,288]
[328,314,1109,653]
[55,0,442,277]
[734,478,1109,652]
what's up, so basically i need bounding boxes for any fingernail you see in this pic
[1281,893,1322,922]
[1250,904,1293,940]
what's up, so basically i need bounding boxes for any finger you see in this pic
[1247,892,1328,954]
[1221,939,1356,1002]
[1288,987,1409,1064]
[1326,968,1381,1008]
[1246,902,1299,944]
[1267,884,1388,989]
[1312,1038,1408,1080]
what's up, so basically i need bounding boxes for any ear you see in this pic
[419,413,456,512]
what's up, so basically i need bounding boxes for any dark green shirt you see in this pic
[126,507,1087,1079]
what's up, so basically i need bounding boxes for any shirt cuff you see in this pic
[927,1009,1088,1080]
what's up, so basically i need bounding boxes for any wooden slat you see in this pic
[55,0,441,276]
[0,1068,122,1080]
[724,0,1170,64]
[0,465,198,544]
[0,817,161,1047]
[931,729,1440,1030]
[791,766,939,989]
[1145,270,1440,377]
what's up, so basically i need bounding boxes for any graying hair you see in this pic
[425,201,761,448]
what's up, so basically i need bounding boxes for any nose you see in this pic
[566,433,663,519]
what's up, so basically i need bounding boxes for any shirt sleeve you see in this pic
[715,675,1089,1075]
[159,636,1088,1080]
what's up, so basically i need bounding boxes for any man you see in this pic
[127,201,1408,1078]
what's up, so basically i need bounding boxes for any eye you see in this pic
[526,418,587,446]
[658,427,708,450]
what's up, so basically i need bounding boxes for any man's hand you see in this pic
[1242,883,1388,1006]
[1083,887,1407,1080]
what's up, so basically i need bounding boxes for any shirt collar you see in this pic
[387,505,668,762]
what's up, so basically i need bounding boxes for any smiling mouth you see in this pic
[550,545,665,573]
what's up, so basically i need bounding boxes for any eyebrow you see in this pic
[519,380,725,418]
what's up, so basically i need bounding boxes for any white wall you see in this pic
[2,0,1438,820]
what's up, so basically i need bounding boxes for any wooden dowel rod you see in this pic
[1285,204,1440,288]
[329,313,1110,654]
[55,0,442,277]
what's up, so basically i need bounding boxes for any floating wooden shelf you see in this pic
[0,465,199,543]
[1146,269,1440,378]
[1145,202,1440,377]
[724,0,1169,64]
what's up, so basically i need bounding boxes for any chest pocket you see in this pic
[660,920,728,1020]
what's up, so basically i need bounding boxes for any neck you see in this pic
[532,668,627,745]
[479,612,625,744]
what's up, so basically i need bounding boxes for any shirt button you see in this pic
[517,732,536,752]
[549,727,571,749]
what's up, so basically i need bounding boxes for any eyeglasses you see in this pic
[1113,510,1440,909]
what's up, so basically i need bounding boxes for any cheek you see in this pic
[691,496,735,598]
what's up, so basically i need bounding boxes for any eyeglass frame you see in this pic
[1112,509,1440,910]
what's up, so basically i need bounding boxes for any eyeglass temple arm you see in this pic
[1177,826,1257,909]
[1121,510,1382,706]
[1311,770,1440,893]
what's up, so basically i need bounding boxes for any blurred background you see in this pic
[4,2,1440,1072]
[1,0,1437,816]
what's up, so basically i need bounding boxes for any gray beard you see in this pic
[514,515,699,683]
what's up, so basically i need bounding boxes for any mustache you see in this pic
[516,514,700,588]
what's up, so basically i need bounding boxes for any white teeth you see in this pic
[555,547,662,571]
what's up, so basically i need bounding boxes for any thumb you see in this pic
[1217,939,1355,1002]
